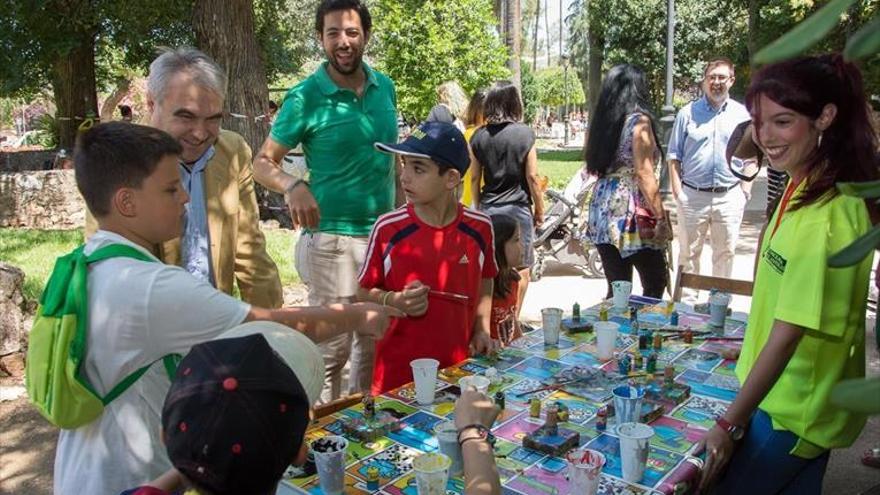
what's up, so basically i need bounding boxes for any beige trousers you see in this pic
[295,232,374,403]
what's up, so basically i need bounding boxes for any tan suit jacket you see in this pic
[85,130,283,308]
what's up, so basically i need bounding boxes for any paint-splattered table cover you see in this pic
[278,295,747,495]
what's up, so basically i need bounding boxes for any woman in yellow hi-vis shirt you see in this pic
[697,54,879,494]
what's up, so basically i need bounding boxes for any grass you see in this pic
[263,228,300,287]
[537,149,584,191]
[0,227,300,303]
[0,229,83,302]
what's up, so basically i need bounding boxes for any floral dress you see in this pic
[585,112,665,258]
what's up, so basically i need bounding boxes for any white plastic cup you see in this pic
[566,449,606,495]
[311,435,349,495]
[617,422,654,483]
[434,420,463,476]
[709,292,731,329]
[612,385,644,428]
[412,452,452,495]
[458,375,490,395]
[611,281,633,310]
[542,307,563,345]
[594,321,619,362]
[410,358,440,405]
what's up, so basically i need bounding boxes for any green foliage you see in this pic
[521,62,541,124]
[32,113,59,148]
[845,15,880,60]
[535,66,586,107]
[565,0,879,107]
[0,0,192,101]
[370,0,509,120]
[831,377,880,414]
[567,0,748,106]
[254,0,321,82]
[754,0,858,64]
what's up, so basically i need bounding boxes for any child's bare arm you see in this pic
[469,278,495,355]
[358,281,429,317]
[141,467,184,492]
[247,303,401,343]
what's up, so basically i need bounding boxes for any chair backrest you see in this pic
[672,265,754,302]
[312,393,364,420]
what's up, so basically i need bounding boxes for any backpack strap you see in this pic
[102,355,181,405]
[86,243,157,264]
[72,243,179,403]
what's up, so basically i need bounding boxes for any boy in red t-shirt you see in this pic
[359,121,497,393]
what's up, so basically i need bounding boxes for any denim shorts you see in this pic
[479,202,535,268]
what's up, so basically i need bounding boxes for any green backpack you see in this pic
[26,243,179,429]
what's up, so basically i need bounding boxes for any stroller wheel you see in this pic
[586,249,604,278]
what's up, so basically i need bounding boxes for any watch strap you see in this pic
[715,416,743,439]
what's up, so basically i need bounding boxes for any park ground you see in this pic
[1,149,879,494]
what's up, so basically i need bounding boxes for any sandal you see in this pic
[862,448,880,469]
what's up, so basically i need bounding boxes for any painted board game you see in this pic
[278,296,747,495]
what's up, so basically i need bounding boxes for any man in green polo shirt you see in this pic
[253,0,398,401]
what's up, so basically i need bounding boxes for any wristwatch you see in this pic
[715,416,745,441]
[457,424,496,447]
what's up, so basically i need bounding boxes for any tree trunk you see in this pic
[99,78,132,122]
[747,0,761,69]
[193,0,290,227]
[505,0,522,91]
[587,31,603,113]
[51,30,98,150]
[533,0,540,71]
[544,0,551,65]
[193,0,270,154]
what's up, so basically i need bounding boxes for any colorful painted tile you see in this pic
[585,433,683,488]
[648,416,706,453]
[494,412,544,444]
[386,410,445,451]
[385,379,451,404]
[381,471,465,495]
[508,356,571,381]
[670,395,731,429]
[345,442,421,484]
[673,348,723,372]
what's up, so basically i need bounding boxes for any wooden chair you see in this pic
[312,393,364,420]
[672,265,754,302]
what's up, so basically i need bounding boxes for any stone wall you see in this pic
[0,263,27,357]
[0,149,56,173]
[0,170,85,230]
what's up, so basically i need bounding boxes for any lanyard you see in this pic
[769,178,802,240]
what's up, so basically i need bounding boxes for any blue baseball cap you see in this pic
[375,121,470,175]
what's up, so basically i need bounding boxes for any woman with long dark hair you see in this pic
[469,81,544,317]
[697,54,878,494]
[584,64,670,299]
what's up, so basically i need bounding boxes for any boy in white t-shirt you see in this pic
[53,122,398,495]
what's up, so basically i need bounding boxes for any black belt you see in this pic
[682,181,738,193]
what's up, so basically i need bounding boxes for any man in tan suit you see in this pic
[88,47,282,308]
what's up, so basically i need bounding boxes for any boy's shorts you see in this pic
[479,202,535,268]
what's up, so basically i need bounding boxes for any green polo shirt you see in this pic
[271,62,398,236]
[737,181,871,458]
